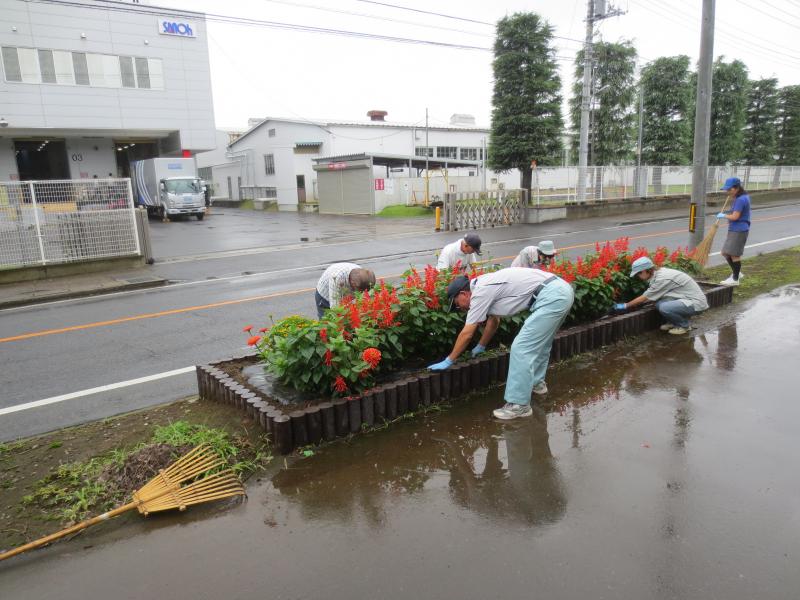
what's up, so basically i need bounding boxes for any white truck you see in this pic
[132,158,206,220]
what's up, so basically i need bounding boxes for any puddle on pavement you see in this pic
[2,288,799,599]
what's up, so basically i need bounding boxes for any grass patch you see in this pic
[18,421,270,526]
[701,245,800,301]
[377,204,432,218]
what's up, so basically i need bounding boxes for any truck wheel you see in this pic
[196,213,205,221]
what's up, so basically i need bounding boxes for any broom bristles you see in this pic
[694,219,720,267]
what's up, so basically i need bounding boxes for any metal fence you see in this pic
[0,178,140,269]
[239,186,277,201]
[531,165,800,205]
[443,190,526,231]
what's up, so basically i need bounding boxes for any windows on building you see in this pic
[268,128,276,138]
[264,154,275,175]
[460,148,478,161]
[1,45,164,90]
[264,187,278,199]
[414,146,434,157]
[436,146,457,159]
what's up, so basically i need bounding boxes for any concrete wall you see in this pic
[65,138,117,179]
[0,139,17,180]
[523,187,800,224]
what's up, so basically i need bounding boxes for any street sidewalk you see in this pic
[0,270,166,310]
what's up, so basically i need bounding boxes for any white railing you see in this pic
[530,165,800,205]
[0,178,140,269]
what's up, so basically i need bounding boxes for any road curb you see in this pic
[0,278,168,310]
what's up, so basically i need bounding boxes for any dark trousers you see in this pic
[315,290,330,318]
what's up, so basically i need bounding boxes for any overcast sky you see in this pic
[159,0,800,131]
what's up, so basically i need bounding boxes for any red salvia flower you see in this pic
[324,348,333,366]
[319,328,328,342]
[333,376,348,393]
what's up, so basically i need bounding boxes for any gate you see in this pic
[442,190,527,231]
[0,178,140,269]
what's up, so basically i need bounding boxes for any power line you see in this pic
[352,0,591,46]
[631,0,800,66]
[261,0,493,39]
[31,0,492,51]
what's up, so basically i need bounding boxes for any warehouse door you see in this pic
[340,168,372,215]
[318,171,344,214]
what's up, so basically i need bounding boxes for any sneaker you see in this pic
[533,381,548,395]
[719,276,740,286]
[668,326,690,335]
[493,403,533,420]
[660,324,674,331]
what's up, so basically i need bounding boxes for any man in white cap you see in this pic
[511,240,557,269]
[315,262,376,318]
[613,256,708,335]
[428,268,574,420]
[437,232,482,271]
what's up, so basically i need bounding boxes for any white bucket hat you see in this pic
[537,240,557,256]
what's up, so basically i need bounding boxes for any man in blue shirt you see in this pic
[717,177,751,286]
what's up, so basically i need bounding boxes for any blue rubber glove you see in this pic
[614,303,627,311]
[716,212,727,219]
[471,344,486,357]
[428,357,454,371]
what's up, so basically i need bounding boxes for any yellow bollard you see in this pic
[435,206,441,231]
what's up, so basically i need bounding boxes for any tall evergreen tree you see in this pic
[777,85,800,165]
[489,12,564,192]
[707,58,749,165]
[569,40,638,166]
[639,56,693,192]
[743,78,779,165]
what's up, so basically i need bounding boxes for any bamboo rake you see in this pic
[694,195,731,267]
[0,445,245,562]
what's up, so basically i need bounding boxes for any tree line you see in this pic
[488,13,800,187]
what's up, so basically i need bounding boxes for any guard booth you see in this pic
[312,153,481,215]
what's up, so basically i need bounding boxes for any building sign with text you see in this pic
[158,18,197,38]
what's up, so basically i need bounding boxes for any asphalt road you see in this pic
[2,203,798,441]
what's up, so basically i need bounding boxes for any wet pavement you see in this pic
[2,287,799,599]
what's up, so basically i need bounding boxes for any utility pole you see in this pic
[689,0,715,249]
[635,82,644,196]
[576,0,624,203]
[425,107,430,206]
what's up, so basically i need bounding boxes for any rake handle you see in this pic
[0,501,138,562]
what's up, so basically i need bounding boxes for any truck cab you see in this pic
[159,177,205,220]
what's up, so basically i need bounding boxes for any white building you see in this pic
[0,0,215,182]
[200,111,521,211]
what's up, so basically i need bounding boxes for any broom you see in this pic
[693,195,731,267]
[0,444,245,562]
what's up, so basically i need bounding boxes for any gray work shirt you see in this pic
[465,268,556,325]
[644,267,709,311]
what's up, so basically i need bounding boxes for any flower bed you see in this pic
[244,238,699,399]
[198,281,732,454]
[196,238,732,454]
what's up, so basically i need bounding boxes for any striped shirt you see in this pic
[316,262,360,307]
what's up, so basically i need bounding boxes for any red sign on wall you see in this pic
[327,162,347,170]
[374,178,385,191]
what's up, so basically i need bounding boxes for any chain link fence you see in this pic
[0,178,140,269]
[531,165,800,205]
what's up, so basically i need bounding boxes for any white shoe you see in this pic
[493,403,533,420]
[660,324,674,331]
[720,276,740,286]
[533,381,548,395]
[668,326,690,335]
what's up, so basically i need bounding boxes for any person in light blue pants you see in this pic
[427,268,574,421]
[503,278,574,412]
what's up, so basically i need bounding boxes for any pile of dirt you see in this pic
[99,443,191,493]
